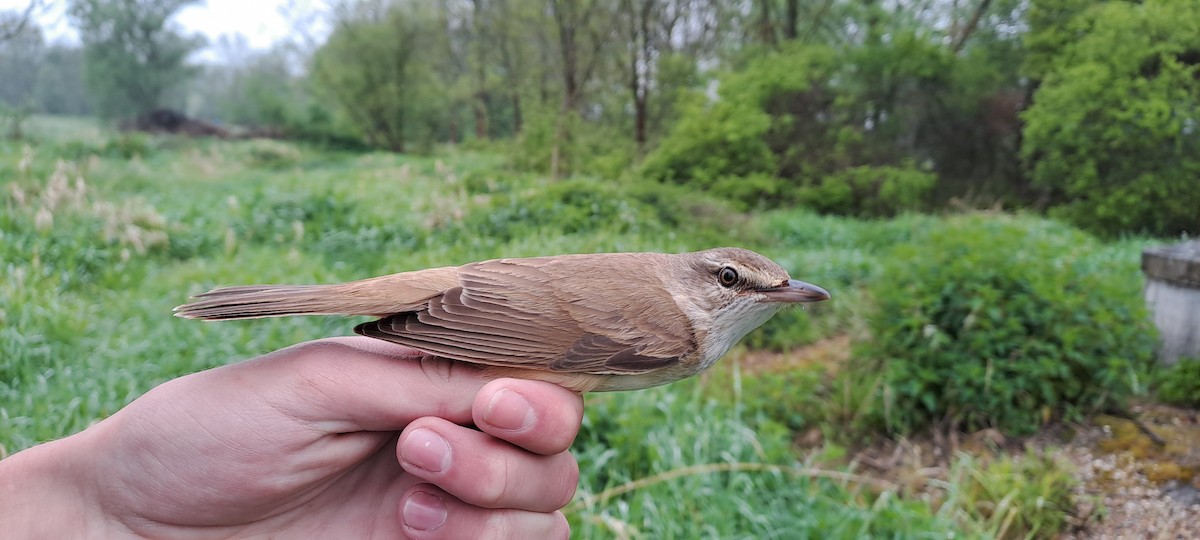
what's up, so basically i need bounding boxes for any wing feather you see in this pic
[353,254,697,375]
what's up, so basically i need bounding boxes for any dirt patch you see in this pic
[841,407,1200,538]
[1061,405,1200,539]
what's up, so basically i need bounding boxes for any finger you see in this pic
[398,485,570,540]
[472,378,583,455]
[217,337,493,433]
[397,417,579,512]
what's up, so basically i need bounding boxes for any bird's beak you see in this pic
[761,279,831,303]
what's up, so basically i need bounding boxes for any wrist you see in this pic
[0,430,126,537]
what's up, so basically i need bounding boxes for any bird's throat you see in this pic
[698,301,783,370]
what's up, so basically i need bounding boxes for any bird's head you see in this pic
[675,247,831,367]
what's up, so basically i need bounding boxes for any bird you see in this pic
[174,247,830,392]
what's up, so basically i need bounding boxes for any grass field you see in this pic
[1,118,1157,538]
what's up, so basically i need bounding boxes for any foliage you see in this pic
[1022,0,1200,237]
[310,1,449,152]
[572,384,959,538]
[0,18,91,117]
[639,44,836,207]
[67,0,205,119]
[860,215,1156,435]
[1,123,1168,536]
[1153,358,1200,408]
[440,176,737,251]
[240,139,304,169]
[642,34,998,214]
[1022,0,1106,82]
[33,45,92,116]
[511,107,637,179]
[942,450,1080,539]
[795,164,936,218]
[0,17,40,112]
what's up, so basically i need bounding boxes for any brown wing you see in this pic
[354,254,696,375]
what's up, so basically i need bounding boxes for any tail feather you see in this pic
[175,266,461,321]
[175,284,363,320]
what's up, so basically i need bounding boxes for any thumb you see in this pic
[225,337,492,433]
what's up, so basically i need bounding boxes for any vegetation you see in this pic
[1153,359,1200,408]
[1,119,1169,536]
[1,0,1197,535]
[67,0,205,119]
[860,215,1156,435]
[1,0,1195,235]
[1021,0,1200,237]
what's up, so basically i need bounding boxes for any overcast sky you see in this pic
[1,0,317,56]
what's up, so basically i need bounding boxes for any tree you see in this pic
[1022,0,1200,236]
[0,11,42,139]
[546,0,618,177]
[0,16,41,109]
[68,0,204,119]
[35,45,92,116]
[0,1,39,43]
[311,1,449,152]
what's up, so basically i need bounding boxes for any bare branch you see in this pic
[0,0,43,43]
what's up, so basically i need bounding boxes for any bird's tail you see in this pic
[175,266,459,321]
[173,284,362,320]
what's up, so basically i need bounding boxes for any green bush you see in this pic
[796,164,936,217]
[1021,0,1200,237]
[511,107,636,179]
[639,45,839,208]
[860,215,1155,435]
[641,41,948,216]
[1153,358,1200,408]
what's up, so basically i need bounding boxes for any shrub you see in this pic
[796,164,936,218]
[860,215,1155,435]
[641,42,949,216]
[1153,358,1200,408]
[511,107,637,179]
[1021,0,1200,237]
[639,45,839,208]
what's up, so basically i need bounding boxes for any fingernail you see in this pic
[484,388,536,431]
[402,491,447,531]
[400,428,451,473]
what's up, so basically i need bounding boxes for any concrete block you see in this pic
[1143,240,1200,365]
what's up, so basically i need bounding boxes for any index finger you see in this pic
[227,337,494,433]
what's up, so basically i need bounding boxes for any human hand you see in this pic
[0,337,582,539]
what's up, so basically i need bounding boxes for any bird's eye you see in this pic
[718,267,738,287]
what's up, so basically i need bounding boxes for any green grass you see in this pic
[2,116,1149,537]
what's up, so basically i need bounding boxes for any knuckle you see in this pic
[473,455,513,507]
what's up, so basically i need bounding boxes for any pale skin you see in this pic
[0,337,582,539]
